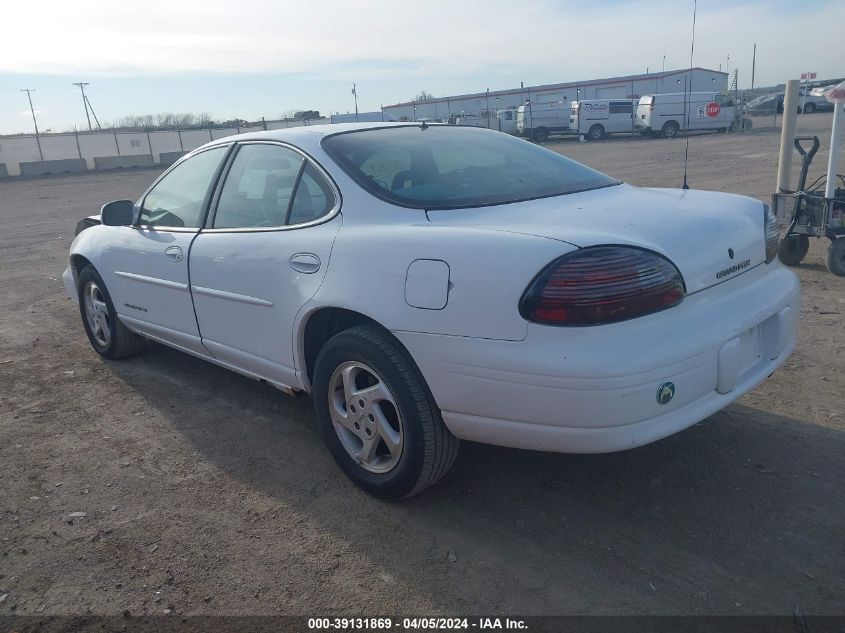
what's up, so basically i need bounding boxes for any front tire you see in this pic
[533,128,549,142]
[777,234,810,266]
[77,266,145,359]
[803,102,816,114]
[826,238,845,276]
[312,325,459,499]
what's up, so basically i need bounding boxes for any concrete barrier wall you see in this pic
[158,151,187,167]
[0,118,333,176]
[19,158,88,176]
[94,155,155,170]
[0,163,8,178]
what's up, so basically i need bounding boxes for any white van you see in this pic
[516,102,572,142]
[635,92,736,138]
[569,99,637,140]
[497,109,518,135]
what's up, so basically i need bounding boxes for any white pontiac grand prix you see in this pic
[64,123,799,498]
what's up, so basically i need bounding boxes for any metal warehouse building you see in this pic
[383,67,728,121]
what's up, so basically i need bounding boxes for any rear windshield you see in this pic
[322,125,620,210]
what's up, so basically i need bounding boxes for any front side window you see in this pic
[323,126,620,210]
[140,146,228,228]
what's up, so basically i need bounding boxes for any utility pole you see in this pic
[662,55,666,73]
[20,89,43,160]
[73,82,93,131]
[750,43,757,92]
[351,83,359,122]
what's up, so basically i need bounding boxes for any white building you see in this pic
[383,68,728,122]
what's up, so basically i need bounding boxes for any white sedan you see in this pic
[63,123,799,498]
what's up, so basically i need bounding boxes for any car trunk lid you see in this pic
[425,183,766,294]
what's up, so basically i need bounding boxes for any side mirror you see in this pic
[101,200,135,226]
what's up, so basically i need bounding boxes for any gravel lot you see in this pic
[1,115,844,618]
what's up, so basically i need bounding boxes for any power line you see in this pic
[72,82,93,131]
[20,89,43,160]
[85,94,102,129]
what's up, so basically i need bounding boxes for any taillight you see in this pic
[764,203,778,263]
[519,246,686,326]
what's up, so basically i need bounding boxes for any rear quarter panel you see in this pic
[302,220,576,342]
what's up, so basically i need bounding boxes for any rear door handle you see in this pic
[289,253,321,274]
[164,246,183,262]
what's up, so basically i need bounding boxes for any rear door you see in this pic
[188,142,342,389]
[97,145,230,354]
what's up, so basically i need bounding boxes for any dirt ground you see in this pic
[1,114,843,618]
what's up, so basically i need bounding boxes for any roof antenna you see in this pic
[682,0,697,190]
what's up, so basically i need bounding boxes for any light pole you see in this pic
[485,88,490,128]
[662,55,666,72]
[20,89,43,160]
[73,82,93,131]
[351,83,359,122]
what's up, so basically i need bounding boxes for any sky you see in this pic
[1,0,843,134]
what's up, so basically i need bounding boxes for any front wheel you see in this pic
[312,325,459,499]
[777,234,810,266]
[803,103,816,114]
[77,266,145,359]
[533,128,549,142]
[826,238,845,276]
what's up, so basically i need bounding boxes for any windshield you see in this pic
[322,125,620,210]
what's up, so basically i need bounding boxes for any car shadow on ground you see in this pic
[107,340,845,614]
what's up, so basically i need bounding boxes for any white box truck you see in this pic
[569,99,638,140]
[635,92,736,138]
[516,102,572,142]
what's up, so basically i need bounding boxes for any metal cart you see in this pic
[773,136,845,276]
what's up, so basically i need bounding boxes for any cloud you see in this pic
[1,0,843,86]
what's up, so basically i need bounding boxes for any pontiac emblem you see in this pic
[656,382,675,405]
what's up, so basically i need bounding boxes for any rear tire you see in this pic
[77,266,145,359]
[826,238,845,276]
[777,235,810,266]
[803,102,816,115]
[587,124,605,141]
[662,121,679,139]
[312,324,459,499]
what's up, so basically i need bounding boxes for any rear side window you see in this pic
[323,126,619,210]
[610,101,633,114]
[212,144,336,228]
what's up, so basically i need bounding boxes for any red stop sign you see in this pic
[706,102,721,117]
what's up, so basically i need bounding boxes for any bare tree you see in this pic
[414,91,435,102]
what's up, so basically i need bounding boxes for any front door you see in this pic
[188,142,342,389]
[98,145,230,355]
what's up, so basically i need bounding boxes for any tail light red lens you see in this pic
[519,246,686,326]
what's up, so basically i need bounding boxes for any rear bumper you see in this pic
[395,263,799,453]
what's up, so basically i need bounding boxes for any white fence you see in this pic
[0,118,330,177]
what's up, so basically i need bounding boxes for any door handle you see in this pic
[289,253,321,274]
[164,246,183,262]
